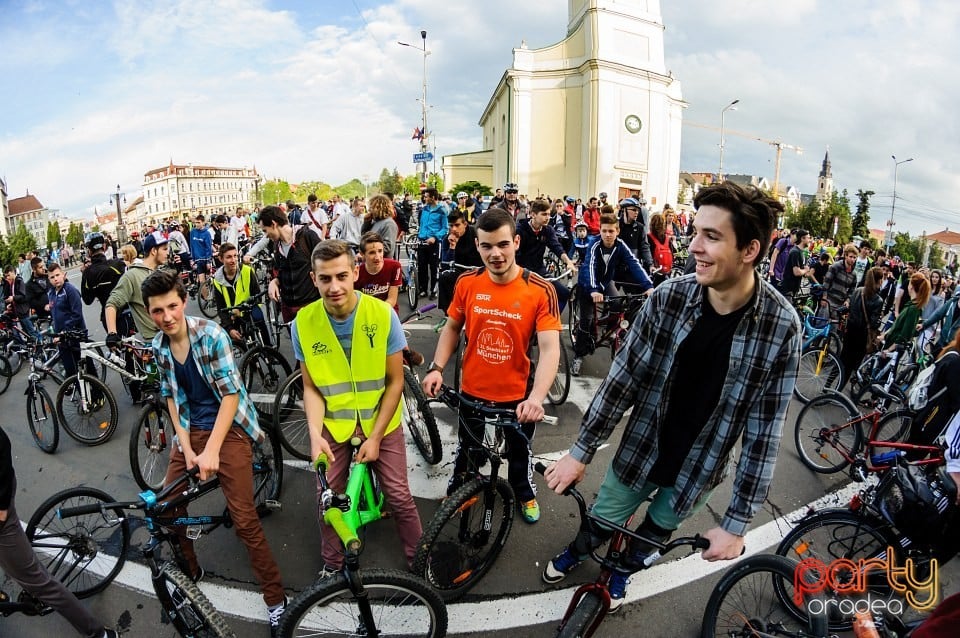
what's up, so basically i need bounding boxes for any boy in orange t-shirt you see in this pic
[423,208,562,523]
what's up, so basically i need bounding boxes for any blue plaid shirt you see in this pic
[152,316,261,441]
[570,273,801,536]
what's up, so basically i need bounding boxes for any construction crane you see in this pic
[684,121,803,197]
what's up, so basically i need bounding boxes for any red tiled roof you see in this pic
[927,230,960,246]
[8,195,44,215]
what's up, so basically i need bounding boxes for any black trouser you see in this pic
[573,291,598,358]
[449,394,537,502]
[417,241,440,294]
[437,269,459,313]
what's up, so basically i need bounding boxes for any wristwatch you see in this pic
[427,361,444,374]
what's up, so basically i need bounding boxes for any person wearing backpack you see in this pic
[920,285,960,357]
[647,211,673,286]
[250,205,320,322]
[906,329,960,459]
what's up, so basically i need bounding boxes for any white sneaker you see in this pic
[571,357,583,377]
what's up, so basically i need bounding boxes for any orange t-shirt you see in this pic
[448,268,562,402]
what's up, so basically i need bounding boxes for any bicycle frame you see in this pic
[589,294,646,353]
[78,339,150,384]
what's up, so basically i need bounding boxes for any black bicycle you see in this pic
[277,455,448,637]
[30,469,239,636]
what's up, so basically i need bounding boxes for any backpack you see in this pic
[649,233,672,269]
[907,351,958,411]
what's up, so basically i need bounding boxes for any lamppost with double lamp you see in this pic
[886,155,914,248]
[398,30,430,186]
[110,184,127,245]
[718,99,739,182]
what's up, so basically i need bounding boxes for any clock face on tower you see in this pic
[624,114,642,134]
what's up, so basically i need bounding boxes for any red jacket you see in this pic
[583,207,601,235]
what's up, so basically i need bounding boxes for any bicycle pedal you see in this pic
[264,499,282,511]
[186,525,203,540]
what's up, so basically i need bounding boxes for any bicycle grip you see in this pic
[58,503,105,518]
[693,535,711,551]
[419,303,438,313]
[313,454,329,472]
[534,462,548,476]
[324,508,361,551]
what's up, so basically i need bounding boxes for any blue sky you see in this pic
[1,0,958,237]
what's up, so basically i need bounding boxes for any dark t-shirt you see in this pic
[780,246,805,294]
[648,294,751,486]
[355,259,403,311]
[173,346,220,430]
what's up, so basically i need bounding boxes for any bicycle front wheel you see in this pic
[567,285,580,349]
[794,393,861,473]
[701,554,822,638]
[158,562,236,637]
[27,383,59,453]
[412,477,515,601]
[794,348,843,403]
[406,263,419,310]
[197,280,219,319]
[278,569,447,638]
[253,426,283,518]
[556,590,605,638]
[272,369,311,461]
[26,487,130,598]
[402,367,442,464]
[549,342,571,405]
[0,353,12,394]
[240,346,292,423]
[129,401,175,491]
[56,374,118,446]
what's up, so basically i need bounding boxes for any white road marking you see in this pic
[45,481,863,632]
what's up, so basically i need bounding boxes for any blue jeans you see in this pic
[18,313,39,340]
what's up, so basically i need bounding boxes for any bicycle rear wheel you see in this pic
[794,347,843,403]
[129,401,175,491]
[0,353,11,394]
[158,562,236,637]
[240,346,292,423]
[402,367,442,464]
[272,369,311,461]
[701,554,824,638]
[556,590,605,638]
[56,374,118,446]
[253,426,283,518]
[27,383,59,453]
[278,569,447,638]
[794,393,861,473]
[406,261,419,310]
[197,279,219,318]
[567,285,580,349]
[412,477,515,601]
[530,339,570,406]
[26,487,130,598]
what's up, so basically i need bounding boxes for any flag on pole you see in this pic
[412,127,424,140]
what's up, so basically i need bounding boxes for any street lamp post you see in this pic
[399,30,430,187]
[886,155,914,248]
[110,184,127,245]
[718,99,739,182]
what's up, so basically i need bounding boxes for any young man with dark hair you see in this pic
[423,208,562,523]
[292,240,422,572]
[25,257,51,321]
[355,231,403,312]
[516,199,577,310]
[571,213,654,376]
[189,215,213,285]
[779,228,812,306]
[542,181,801,611]
[80,232,127,330]
[142,269,286,635]
[212,242,271,347]
[2,264,38,339]
[416,187,449,300]
[436,208,483,313]
[47,263,90,381]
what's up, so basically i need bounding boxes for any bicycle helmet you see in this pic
[456,191,468,199]
[85,232,106,251]
[598,192,608,198]
[618,197,640,209]
[503,182,519,193]
[564,196,576,204]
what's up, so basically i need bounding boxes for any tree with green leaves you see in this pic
[46,221,61,250]
[9,222,38,257]
[401,174,422,195]
[67,222,85,248]
[260,180,294,206]
[450,180,492,197]
[784,190,852,243]
[851,189,874,239]
[426,173,444,193]
[377,168,404,196]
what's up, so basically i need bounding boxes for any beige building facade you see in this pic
[141,162,261,227]
[443,0,684,207]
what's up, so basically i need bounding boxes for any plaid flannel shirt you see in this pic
[570,273,801,536]
[152,315,262,442]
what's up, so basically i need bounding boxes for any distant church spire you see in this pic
[816,147,834,205]
[820,149,832,179]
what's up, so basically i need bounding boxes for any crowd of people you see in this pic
[2,179,960,636]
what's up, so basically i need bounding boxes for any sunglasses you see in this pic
[505,189,518,194]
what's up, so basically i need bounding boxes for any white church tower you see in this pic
[443,0,685,207]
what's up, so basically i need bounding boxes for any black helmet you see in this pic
[85,232,106,251]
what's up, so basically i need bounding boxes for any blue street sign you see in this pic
[413,152,434,163]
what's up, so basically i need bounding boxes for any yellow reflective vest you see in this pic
[297,294,402,443]
[212,265,254,307]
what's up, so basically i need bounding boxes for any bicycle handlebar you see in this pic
[324,508,361,552]
[399,303,437,324]
[434,385,558,426]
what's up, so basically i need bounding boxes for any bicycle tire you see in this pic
[794,393,862,473]
[412,477,515,601]
[253,425,283,518]
[26,487,130,598]
[701,554,825,638]
[530,339,570,406]
[277,568,447,638]
[775,508,901,630]
[197,280,219,318]
[129,401,175,491]
[272,369,311,461]
[27,383,59,453]
[239,346,292,423]
[0,353,11,394]
[4,341,24,376]
[794,348,844,404]
[56,374,118,446]
[407,262,419,310]
[869,409,914,459]
[556,590,604,638]
[402,367,442,464]
[567,285,580,349]
[453,337,464,393]
[158,562,237,637]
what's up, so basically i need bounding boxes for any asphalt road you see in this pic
[2,266,956,637]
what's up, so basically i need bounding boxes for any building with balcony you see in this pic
[141,161,261,227]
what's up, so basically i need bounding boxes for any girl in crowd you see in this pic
[884,272,931,350]
[363,194,399,259]
[646,212,672,287]
[839,266,884,389]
